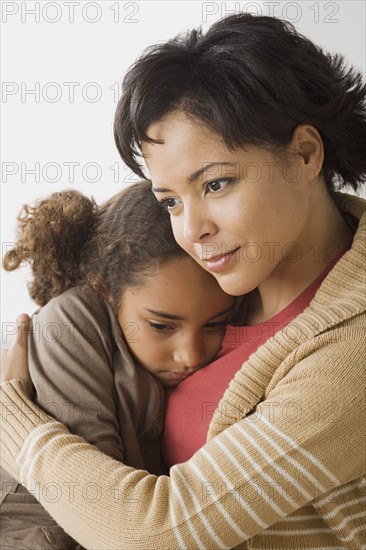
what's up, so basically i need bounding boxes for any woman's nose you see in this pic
[183,202,216,243]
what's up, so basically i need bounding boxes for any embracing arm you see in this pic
[1,322,365,550]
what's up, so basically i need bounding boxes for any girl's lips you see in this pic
[203,248,239,273]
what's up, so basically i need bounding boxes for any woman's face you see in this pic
[117,257,234,387]
[143,112,313,296]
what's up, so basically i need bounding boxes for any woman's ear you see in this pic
[291,124,324,182]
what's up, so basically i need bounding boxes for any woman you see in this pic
[1,13,365,549]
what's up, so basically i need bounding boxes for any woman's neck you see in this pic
[246,193,354,325]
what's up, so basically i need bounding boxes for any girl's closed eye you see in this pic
[148,320,175,332]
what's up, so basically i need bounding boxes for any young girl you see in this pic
[1,180,234,549]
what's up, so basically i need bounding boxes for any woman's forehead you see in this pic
[142,113,237,184]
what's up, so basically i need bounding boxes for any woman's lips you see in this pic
[203,248,239,273]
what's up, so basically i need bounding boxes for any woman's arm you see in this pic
[1,319,365,549]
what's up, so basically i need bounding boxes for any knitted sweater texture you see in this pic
[1,192,365,550]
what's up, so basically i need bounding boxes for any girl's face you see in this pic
[142,112,315,297]
[117,257,234,387]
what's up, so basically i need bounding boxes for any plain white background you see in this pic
[1,0,365,346]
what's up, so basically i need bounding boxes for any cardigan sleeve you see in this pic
[0,326,365,550]
[28,286,124,462]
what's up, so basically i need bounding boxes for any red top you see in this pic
[162,254,346,468]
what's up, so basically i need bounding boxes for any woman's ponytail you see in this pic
[2,190,98,306]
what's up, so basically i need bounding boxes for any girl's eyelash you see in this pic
[148,321,174,332]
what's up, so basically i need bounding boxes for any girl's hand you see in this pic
[1,314,31,385]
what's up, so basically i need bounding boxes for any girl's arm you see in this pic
[1,321,364,549]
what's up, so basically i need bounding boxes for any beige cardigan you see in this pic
[1,192,365,549]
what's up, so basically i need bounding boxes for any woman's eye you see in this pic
[160,198,180,212]
[205,179,232,194]
[148,321,173,332]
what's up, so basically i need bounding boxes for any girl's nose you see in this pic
[173,335,204,369]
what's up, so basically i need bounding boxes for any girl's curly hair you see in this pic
[3,181,186,308]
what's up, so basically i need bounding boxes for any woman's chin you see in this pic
[213,271,256,298]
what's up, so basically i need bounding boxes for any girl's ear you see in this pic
[291,124,324,183]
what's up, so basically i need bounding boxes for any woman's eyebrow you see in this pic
[151,187,172,194]
[188,162,237,183]
[152,162,237,193]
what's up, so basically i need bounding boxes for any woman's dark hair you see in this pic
[2,181,187,308]
[114,13,366,191]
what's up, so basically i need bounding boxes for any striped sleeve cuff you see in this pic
[0,380,67,476]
